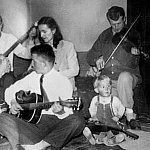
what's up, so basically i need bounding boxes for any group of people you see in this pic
[0,5,142,150]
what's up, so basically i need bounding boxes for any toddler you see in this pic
[83,75,126,145]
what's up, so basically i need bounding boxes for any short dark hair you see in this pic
[38,16,63,48]
[31,44,55,63]
[106,6,125,21]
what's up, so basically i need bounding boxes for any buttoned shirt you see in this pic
[0,32,30,71]
[5,68,73,119]
[87,27,141,82]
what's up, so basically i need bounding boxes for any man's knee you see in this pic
[118,72,132,84]
[69,114,85,129]
[0,113,16,126]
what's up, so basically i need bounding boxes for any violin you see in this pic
[112,27,140,52]
[112,27,150,59]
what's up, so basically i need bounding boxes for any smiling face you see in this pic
[109,16,126,34]
[96,78,112,97]
[38,24,56,44]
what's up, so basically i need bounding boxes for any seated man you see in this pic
[0,44,85,150]
[86,6,142,127]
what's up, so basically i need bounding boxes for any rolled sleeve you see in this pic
[112,96,125,118]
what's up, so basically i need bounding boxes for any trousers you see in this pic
[111,71,138,109]
[0,112,85,150]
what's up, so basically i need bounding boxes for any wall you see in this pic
[0,0,29,38]
[29,0,127,52]
[0,0,127,52]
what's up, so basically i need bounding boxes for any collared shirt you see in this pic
[5,68,73,119]
[89,95,125,119]
[87,27,141,82]
[0,32,30,71]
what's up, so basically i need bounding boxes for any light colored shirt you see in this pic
[5,68,73,119]
[0,32,30,71]
[54,40,79,90]
[89,95,125,119]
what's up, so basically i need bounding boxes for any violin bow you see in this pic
[105,13,141,65]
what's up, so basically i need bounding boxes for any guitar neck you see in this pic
[3,38,26,57]
[88,121,139,140]
[19,98,79,110]
[20,101,55,110]
[106,123,139,139]
[3,23,36,57]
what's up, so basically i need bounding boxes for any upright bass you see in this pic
[0,22,37,78]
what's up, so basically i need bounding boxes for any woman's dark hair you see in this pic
[38,17,63,48]
[106,6,125,21]
[31,44,55,64]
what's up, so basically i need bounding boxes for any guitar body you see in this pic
[17,93,43,124]
[13,54,32,78]
[16,90,81,124]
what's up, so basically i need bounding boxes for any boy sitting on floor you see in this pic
[83,75,126,145]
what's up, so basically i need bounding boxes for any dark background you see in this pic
[127,0,150,110]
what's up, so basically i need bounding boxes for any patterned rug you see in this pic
[63,135,124,150]
[119,129,150,150]
[0,135,124,150]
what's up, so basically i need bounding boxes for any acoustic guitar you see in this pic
[0,22,37,78]
[16,91,81,124]
[87,120,139,140]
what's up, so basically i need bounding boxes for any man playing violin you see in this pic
[87,6,141,129]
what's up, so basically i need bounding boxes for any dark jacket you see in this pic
[87,27,142,82]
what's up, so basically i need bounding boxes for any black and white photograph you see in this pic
[0,0,150,150]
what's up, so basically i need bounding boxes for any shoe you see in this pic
[106,133,125,146]
[129,119,141,129]
[94,132,107,144]
[83,127,96,145]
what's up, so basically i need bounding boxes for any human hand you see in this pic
[89,117,98,122]
[91,67,101,77]
[9,99,23,115]
[96,56,105,71]
[52,102,65,114]
[112,116,119,122]
[131,47,140,55]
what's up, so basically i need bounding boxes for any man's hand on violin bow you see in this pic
[96,56,105,71]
